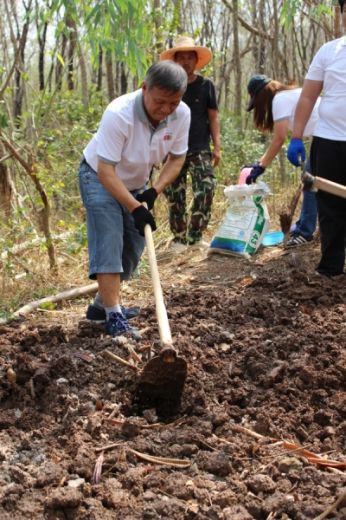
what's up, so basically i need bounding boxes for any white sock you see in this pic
[94,293,104,309]
[105,305,123,319]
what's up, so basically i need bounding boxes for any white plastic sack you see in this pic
[209,181,270,258]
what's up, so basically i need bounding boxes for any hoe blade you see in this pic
[136,354,187,411]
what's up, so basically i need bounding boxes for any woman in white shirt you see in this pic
[246,74,320,248]
[287,0,346,277]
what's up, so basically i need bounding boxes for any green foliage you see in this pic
[39,301,57,310]
[28,88,105,215]
[0,99,9,127]
[0,113,8,128]
[218,112,268,184]
[0,85,103,251]
[81,0,151,77]
[218,111,299,194]
[311,4,334,18]
[280,0,304,28]
[280,0,334,28]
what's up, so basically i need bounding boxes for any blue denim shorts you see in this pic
[78,158,145,280]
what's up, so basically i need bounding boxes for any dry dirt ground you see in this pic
[0,239,346,520]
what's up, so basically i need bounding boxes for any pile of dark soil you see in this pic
[1,241,345,519]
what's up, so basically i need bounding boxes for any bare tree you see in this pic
[106,51,115,101]
[66,13,77,90]
[35,0,49,91]
[55,30,67,91]
[231,0,242,122]
[0,156,13,218]
[1,134,56,270]
[4,0,33,122]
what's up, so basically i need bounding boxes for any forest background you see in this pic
[0,0,343,320]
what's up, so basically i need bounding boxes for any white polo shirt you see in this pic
[83,90,191,190]
[306,35,346,141]
[273,88,320,137]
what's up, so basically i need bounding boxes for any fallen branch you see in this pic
[1,231,75,260]
[279,441,346,470]
[95,442,124,453]
[128,448,191,468]
[126,345,142,364]
[0,283,98,325]
[226,423,275,442]
[102,349,138,372]
[91,452,104,484]
[221,0,274,41]
[93,445,190,477]
[313,489,346,520]
[215,425,346,470]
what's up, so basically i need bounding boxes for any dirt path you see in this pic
[1,240,345,519]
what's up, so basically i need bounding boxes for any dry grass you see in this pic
[0,178,302,319]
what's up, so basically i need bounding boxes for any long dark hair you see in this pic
[252,80,298,133]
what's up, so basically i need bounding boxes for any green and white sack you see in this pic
[209,181,270,258]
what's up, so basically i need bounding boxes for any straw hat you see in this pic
[160,36,212,70]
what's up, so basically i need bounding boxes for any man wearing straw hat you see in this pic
[160,36,221,251]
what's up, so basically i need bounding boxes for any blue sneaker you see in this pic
[105,312,141,340]
[86,304,140,322]
[105,312,132,337]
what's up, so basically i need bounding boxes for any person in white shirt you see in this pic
[245,74,320,248]
[79,61,191,336]
[287,0,346,277]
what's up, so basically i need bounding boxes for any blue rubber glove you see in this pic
[287,138,306,167]
[245,164,265,185]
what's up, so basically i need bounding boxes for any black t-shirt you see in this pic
[183,75,218,153]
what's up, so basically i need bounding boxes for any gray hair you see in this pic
[144,61,187,94]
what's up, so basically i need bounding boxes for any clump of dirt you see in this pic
[1,241,346,519]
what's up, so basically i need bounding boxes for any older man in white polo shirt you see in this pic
[79,61,190,336]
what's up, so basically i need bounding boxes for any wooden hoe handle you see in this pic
[144,218,173,349]
[314,176,346,199]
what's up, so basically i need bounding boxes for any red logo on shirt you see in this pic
[163,134,172,141]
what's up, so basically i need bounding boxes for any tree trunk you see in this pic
[106,51,115,101]
[66,14,77,90]
[120,62,128,95]
[55,32,67,90]
[334,3,342,38]
[96,46,103,91]
[78,43,88,107]
[12,0,32,122]
[35,0,48,93]
[217,9,231,107]
[257,0,266,72]
[0,161,13,218]
[232,0,242,125]
[251,0,259,70]
[153,0,163,58]
[170,0,183,36]
[1,138,57,271]
[38,21,48,90]
[271,0,279,77]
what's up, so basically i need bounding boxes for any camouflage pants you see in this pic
[164,151,216,244]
